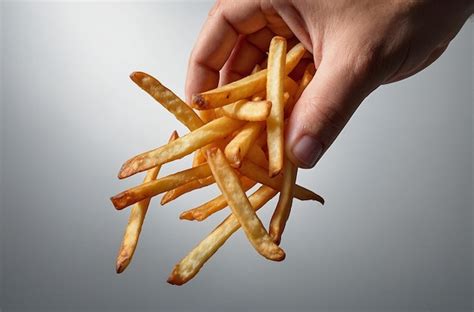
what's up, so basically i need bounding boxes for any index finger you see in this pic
[185,0,267,102]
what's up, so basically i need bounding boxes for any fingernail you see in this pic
[292,135,323,168]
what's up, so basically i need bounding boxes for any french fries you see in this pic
[206,148,285,261]
[224,122,264,168]
[118,116,244,179]
[269,157,297,245]
[130,72,203,130]
[266,36,287,177]
[239,160,324,203]
[115,131,179,274]
[191,43,306,109]
[112,163,212,210]
[112,36,325,285]
[180,177,256,221]
[221,99,272,121]
[168,186,278,285]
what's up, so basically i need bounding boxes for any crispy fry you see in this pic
[111,163,212,210]
[118,116,244,179]
[284,77,298,98]
[225,122,264,168]
[180,177,256,221]
[246,145,268,168]
[252,90,266,100]
[221,100,271,122]
[130,72,203,130]
[269,157,297,245]
[286,63,315,115]
[206,148,285,261]
[266,36,287,177]
[191,43,305,109]
[192,149,207,167]
[115,131,179,274]
[168,186,278,285]
[160,176,215,205]
[196,109,216,123]
[239,160,324,203]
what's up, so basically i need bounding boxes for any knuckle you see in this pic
[351,45,383,79]
[303,96,348,135]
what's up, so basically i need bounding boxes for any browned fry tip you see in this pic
[129,71,146,83]
[167,266,187,286]
[191,94,208,109]
[111,192,132,210]
[179,210,194,221]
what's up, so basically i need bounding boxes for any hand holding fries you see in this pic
[111,36,324,285]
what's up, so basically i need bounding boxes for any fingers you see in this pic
[185,0,266,102]
[286,56,377,168]
[219,36,267,85]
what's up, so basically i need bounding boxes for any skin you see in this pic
[185,0,473,168]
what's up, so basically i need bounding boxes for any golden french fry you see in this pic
[284,77,298,98]
[221,100,271,122]
[266,36,287,177]
[286,63,315,115]
[115,131,179,274]
[118,116,244,179]
[246,145,268,168]
[179,177,256,221]
[196,109,216,123]
[206,148,285,261]
[191,43,305,109]
[225,122,264,168]
[269,157,297,245]
[111,163,212,210]
[168,186,278,285]
[130,72,203,130]
[252,91,266,100]
[192,149,207,167]
[239,160,324,203]
[161,175,215,205]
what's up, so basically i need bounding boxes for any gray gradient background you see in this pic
[0,2,473,312]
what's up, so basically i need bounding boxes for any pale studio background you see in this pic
[0,2,472,312]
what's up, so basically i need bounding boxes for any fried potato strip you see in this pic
[206,148,285,261]
[168,186,278,285]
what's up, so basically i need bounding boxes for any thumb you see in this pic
[286,57,377,168]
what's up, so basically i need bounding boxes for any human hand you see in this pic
[186,0,473,168]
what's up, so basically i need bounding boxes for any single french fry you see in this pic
[118,116,244,179]
[111,163,212,210]
[130,72,203,130]
[269,157,297,245]
[239,160,324,203]
[252,91,266,100]
[246,145,268,169]
[221,100,271,122]
[284,76,298,98]
[192,149,207,167]
[180,177,256,221]
[196,109,216,123]
[266,36,287,177]
[168,186,278,285]
[225,122,264,168]
[191,43,306,109]
[286,63,315,115]
[160,175,215,205]
[206,148,285,261]
[115,131,179,274]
